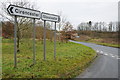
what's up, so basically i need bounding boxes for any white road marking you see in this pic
[109,54,115,57]
[100,51,103,53]
[95,50,118,60]
[111,56,115,57]
[109,54,119,59]
[104,53,108,56]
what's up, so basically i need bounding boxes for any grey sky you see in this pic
[0,0,119,29]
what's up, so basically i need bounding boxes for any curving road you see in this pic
[69,40,119,78]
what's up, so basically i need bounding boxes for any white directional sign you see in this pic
[7,5,41,19]
[41,12,60,22]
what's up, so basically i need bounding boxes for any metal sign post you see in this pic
[41,12,60,60]
[7,4,41,67]
[54,22,56,60]
[33,19,36,64]
[14,16,17,68]
[43,21,46,61]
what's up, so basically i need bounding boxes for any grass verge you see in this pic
[2,39,96,78]
[92,42,120,48]
[75,39,120,48]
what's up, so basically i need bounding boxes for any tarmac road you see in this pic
[69,40,119,78]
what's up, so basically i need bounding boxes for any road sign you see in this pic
[7,5,41,19]
[7,4,40,67]
[41,12,60,22]
[42,12,60,60]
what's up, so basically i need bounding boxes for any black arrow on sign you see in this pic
[7,5,14,15]
[10,7,13,13]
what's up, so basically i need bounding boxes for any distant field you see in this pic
[2,39,96,78]
[75,35,120,48]
[82,40,120,48]
[89,41,120,48]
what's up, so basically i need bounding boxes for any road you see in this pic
[69,40,119,78]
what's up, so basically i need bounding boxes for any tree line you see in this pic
[77,21,119,40]
[77,21,119,32]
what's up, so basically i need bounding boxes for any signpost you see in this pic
[41,12,60,60]
[7,5,41,67]
[14,16,17,68]
[54,22,57,60]
[43,20,46,60]
[33,19,36,64]
[7,5,41,19]
[7,4,60,67]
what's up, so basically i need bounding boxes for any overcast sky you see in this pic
[0,0,119,29]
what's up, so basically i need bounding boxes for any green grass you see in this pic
[2,39,96,78]
[92,42,120,48]
[76,39,120,48]
[88,40,120,48]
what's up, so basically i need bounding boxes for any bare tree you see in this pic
[63,21,73,32]
[93,22,99,31]
[112,22,118,32]
[61,21,73,42]
[58,11,67,31]
[49,22,54,42]
[0,0,37,52]
[108,22,113,32]
[57,11,67,41]
[115,22,119,32]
